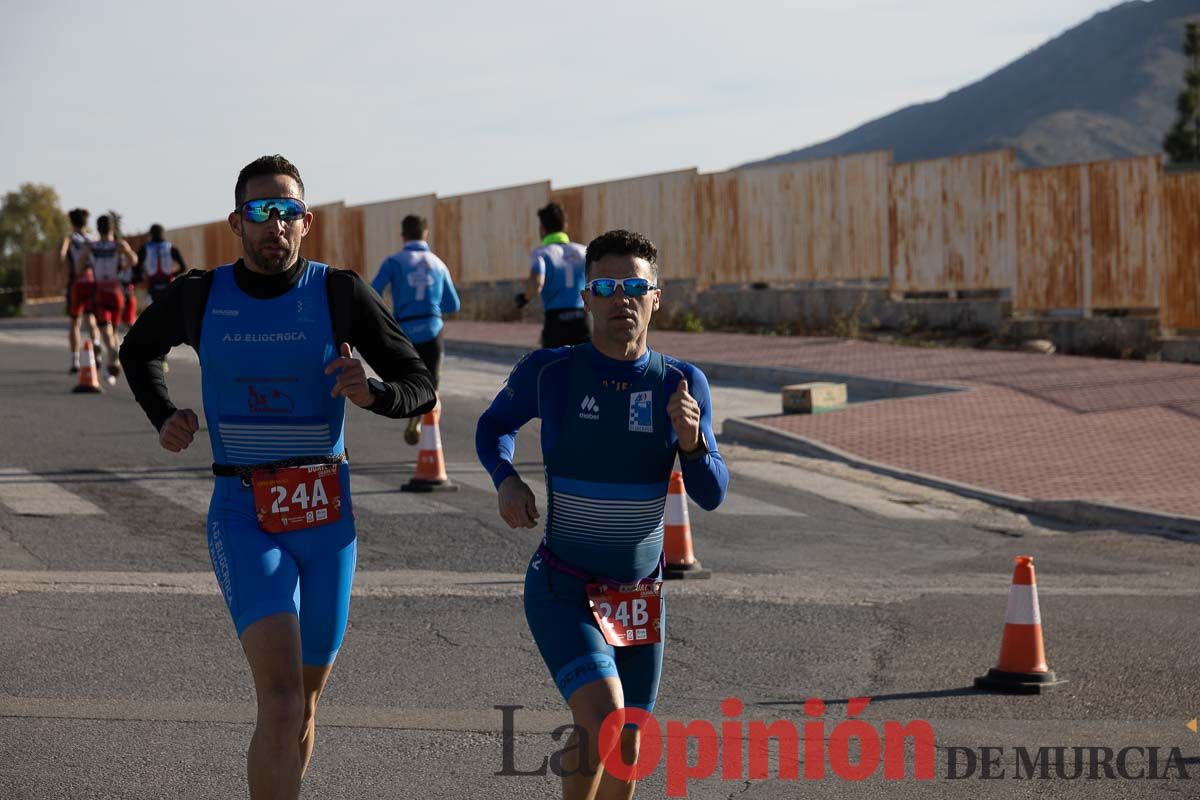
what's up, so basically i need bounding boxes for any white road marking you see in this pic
[107,470,212,515]
[1,569,1193,603]
[729,461,957,520]
[0,331,197,361]
[0,468,104,516]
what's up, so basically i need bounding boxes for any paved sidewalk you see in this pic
[445,321,1200,530]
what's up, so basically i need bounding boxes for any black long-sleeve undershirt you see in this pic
[119,258,437,431]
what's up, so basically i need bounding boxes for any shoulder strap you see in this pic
[180,269,216,351]
[326,268,356,348]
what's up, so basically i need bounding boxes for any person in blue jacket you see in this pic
[477,229,729,799]
[371,214,460,444]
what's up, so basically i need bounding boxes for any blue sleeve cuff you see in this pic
[490,461,517,489]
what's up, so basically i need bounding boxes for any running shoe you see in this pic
[404,416,422,446]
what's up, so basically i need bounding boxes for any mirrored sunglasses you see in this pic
[586,277,657,298]
[240,197,308,223]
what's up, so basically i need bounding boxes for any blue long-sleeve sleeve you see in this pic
[475,351,550,488]
[370,258,392,300]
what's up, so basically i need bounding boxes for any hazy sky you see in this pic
[3,0,1123,232]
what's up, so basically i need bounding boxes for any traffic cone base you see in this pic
[663,470,709,580]
[401,478,459,493]
[974,667,1062,695]
[664,560,710,580]
[401,405,457,493]
[72,341,103,394]
[975,555,1063,694]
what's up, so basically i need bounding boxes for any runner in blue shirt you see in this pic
[372,214,460,444]
[518,202,591,348]
[478,229,728,799]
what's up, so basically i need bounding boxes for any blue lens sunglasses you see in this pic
[585,277,658,298]
[239,197,308,223]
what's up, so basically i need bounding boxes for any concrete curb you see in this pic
[722,417,1200,538]
[445,339,962,403]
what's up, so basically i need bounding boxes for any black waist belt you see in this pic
[397,313,438,324]
[212,453,348,478]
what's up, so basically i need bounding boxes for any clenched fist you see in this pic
[667,379,701,453]
[159,409,200,453]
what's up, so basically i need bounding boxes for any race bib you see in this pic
[251,464,343,534]
[587,580,663,647]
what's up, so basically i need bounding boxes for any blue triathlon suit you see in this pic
[476,344,728,710]
[370,241,460,344]
[201,261,356,667]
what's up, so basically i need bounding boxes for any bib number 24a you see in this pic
[252,464,343,534]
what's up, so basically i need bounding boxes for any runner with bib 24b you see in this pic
[478,229,728,800]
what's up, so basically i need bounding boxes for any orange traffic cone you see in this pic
[663,471,709,580]
[401,402,457,493]
[975,555,1062,693]
[72,340,103,394]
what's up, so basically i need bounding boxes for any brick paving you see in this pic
[445,321,1200,520]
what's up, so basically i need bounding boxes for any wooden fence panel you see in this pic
[435,181,550,284]
[1161,171,1200,330]
[21,250,63,300]
[548,187,584,246]
[1016,156,1163,312]
[694,171,740,288]
[736,152,889,285]
[167,224,209,271]
[299,202,344,267]
[358,195,438,278]
[560,170,698,283]
[890,150,1015,292]
[203,219,242,267]
[1016,166,1084,310]
[339,205,364,278]
[1087,156,1161,310]
[840,152,891,283]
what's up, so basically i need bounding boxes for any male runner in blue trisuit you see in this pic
[120,155,436,799]
[477,229,729,799]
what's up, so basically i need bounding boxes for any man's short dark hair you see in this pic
[537,202,566,234]
[401,214,427,240]
[149,224,164,241]
[234,155,305,208]
[585,229,659,281]
[96,215,112,236]
[68,208,88,228]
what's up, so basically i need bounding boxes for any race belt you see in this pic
[536,543,663,648]
[213,455,347,534]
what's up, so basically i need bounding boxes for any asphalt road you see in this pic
[1,320,1198,799]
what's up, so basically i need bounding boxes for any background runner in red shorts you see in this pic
[81,214,137,385]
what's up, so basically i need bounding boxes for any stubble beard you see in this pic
[245,236,298,274]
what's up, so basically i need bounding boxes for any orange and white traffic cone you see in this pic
[72,340,103,394]
[663,470,709,580]
[401,401,457,493]
[974,555,1062,693]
